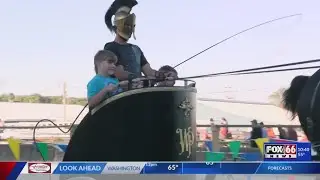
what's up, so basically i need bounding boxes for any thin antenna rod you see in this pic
[173,13,302,68]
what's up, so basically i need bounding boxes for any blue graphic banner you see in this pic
[180,162,319,174]
[143,163,182,174]
[53,162,106,174]
[263,142,311,161]
[47,162,320,175]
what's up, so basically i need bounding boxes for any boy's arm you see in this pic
[88,87,108,108]
[118,79,144,90]
[119,80,129,89]
[87,80,118,108]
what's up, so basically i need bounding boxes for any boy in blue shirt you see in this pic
[87,50,126,108]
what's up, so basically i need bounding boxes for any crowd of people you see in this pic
[196,117,309,150]
[246,119,305,147]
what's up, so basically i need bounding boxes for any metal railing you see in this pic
[197,123,303,152]
[0,123,301,129]
[1,124,71,129]
[0,122,302,146]
[0,121,303,162]
[197,124,301,128]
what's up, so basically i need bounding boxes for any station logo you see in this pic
[264,144,297,158]
[28,163,51,173]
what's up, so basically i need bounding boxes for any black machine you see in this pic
[63,80,197,161]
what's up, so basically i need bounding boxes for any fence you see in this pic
[0,121,302,148]
[200,123,301,146]
[0,121,303,161]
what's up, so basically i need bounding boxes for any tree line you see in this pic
[0,88,285,107]
[0,93,87,106]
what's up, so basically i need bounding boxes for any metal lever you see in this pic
[128,74,136,90]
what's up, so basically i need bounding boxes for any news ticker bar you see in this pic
[53,162,319,174]
[4,162,320,176]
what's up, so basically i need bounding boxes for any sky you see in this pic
[1,0,320,102]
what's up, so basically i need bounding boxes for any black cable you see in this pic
[208,89,272,94]
[173,13,302,68]
[178,58,320,80]
[228,66,320,76]
[32,103,88,161]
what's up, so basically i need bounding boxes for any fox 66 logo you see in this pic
[264,144,297,158]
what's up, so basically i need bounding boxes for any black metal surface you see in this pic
[63,87,197,161]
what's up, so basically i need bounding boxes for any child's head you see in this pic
[94,50,118,76]
[157,65,178,87]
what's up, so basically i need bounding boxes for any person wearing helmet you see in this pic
[104,0,174,83]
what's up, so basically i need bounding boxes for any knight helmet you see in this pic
[105,0,138,40]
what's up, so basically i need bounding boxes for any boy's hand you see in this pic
[164,72,178,80]
[132,77,146,82]
[104,84,118,92]
[132,80,143,89]
[165,76,175,80]
[119,80,129,86]
[155,71,166,80]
